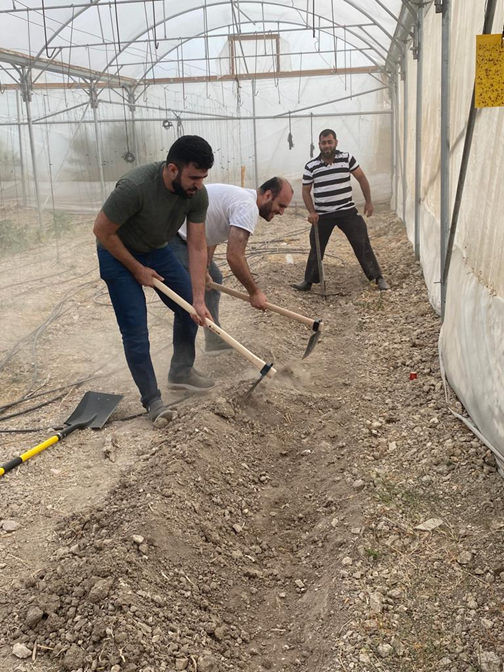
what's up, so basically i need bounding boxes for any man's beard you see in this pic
[172,173,195,199]
[258,201,273,221]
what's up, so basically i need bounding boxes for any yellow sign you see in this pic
[475,33,504,108]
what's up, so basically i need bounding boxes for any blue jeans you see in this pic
[168,235,223,348]
[98,245,198,408]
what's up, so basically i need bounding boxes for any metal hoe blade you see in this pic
[243,363,274,399]
[302,319,323,359]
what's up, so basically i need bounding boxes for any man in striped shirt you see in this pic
[291,129,389,292]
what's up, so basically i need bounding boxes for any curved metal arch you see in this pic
[32,0,402,82]
[98,1,391,82]
[138,19,385,84]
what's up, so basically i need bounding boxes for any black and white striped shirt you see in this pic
[302,151,359,214]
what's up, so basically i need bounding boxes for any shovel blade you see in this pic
[302,330,321,359]
[64,391,123,430]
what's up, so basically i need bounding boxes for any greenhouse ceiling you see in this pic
[0,0,415,89]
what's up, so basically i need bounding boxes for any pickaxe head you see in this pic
[302,319,323,359]
[243,363,275,399]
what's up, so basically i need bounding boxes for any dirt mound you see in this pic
[1,209,504,672]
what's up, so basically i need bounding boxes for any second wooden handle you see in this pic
[208,281,322,331]
[152,279,276,377]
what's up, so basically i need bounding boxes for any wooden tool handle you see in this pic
[208,281,323,331]
[152,279,276,377]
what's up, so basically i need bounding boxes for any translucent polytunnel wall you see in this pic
[0,78,392,213]
[0,0,400,216]
[396,0,504,467]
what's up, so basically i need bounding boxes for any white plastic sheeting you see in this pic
[397,0,504,463]
[0,1,403,80]
[0,0,398,212]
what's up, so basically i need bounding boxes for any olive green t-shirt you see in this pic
[102,161,208,252]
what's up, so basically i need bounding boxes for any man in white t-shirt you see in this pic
[169,177,293,354]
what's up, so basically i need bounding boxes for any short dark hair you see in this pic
[166,135,214,170]
[319,129,337,141]
[258,177,285,198]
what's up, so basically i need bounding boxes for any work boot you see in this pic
[148,398,176,428]
[290,280,312,292]
[376,277,390,291]
[168,368,215,392]
[205,338,233,356]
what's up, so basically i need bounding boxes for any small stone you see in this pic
[481,618,493,630]
[353,479,365,492]
[175,658,189,670]
[2,520,21,532]
[457,550,473,565]
[377,643,393,658]
[63,643,86,670]
[88,577,114,604]
[415,518,443,531]
[132,535,144,545]
[359,653,371,663]
[12,643,32,659]
[478,651,502,672]
[197,651,218,671]
[370,592,383,613]
[294,579,305,589]
[341,556,353,566]
[25,606,44,628]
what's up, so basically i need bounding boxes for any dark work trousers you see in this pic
[168,234,224,349]
[304,208,382,284]
[98,245,198,409]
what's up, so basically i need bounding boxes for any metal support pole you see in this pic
[90,84,106,203]
[414,5,423,261]
[402,56,408,225]
[390,78,397,211]
[15,88,27,207]
[251,79,259,188]
[21,68,43,231]
[440,0,451,319]
[127,87,140,165]
[442,0,498,289]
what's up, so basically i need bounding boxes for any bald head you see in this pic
[257,177,293,221]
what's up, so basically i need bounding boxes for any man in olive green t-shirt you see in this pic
[93,136,215,426]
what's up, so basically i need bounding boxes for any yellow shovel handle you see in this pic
[0,435,60,478]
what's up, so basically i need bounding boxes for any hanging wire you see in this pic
[112,0,121,51]
[41,0,57,58]
[287,111,294,150]
[152,0,159,49]
[310,112,315,158]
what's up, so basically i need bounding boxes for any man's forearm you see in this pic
[358,176,372,204]
[302,191,315,213]
[188,244,208,303]
[228,254,259,295]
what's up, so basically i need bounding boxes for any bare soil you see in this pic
[0,206,503,672]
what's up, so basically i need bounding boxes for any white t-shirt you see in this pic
[178,183,258,246]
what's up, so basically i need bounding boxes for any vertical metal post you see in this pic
[440,0,451,319]
[15,88,27,207]
[90,84,106,203]
[390,77,397,211]
[127,87,140,165]
[251,79,259,187]
[402,56,408,225]
[21,68,43,231]
[414,5,424,261]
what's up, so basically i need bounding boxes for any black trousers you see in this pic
[304,208,382,284]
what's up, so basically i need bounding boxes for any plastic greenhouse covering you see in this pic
[0,0,503,471]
